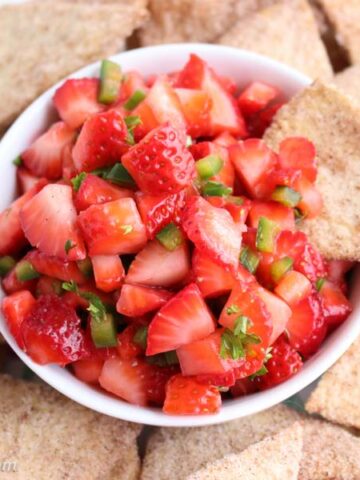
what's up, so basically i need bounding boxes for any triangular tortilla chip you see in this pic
[218,0,332,80]
[317,0,360,64]
[306,334,360,430]
[264,81,360,260]
[141,405,302,480]
[139,0,237,45]
[0,374,141,479]
[186,424,303,480]
[0,0,148,134]
[334,64,360,104]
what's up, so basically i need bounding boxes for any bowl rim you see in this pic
[1,42,359,427]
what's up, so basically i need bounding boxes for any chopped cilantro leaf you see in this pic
[226,304,240,315]
[71,172,87,192]
[64,239,76,254]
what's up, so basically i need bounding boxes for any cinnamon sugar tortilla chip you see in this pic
[317,0,360,64]
[0,0,148,134]
[186,424,303,480]
[218,0,332,80]
[264,81,360,261]
[0,374,141,480]
[306,334,360,429]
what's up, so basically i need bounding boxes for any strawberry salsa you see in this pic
[0,54,354,415]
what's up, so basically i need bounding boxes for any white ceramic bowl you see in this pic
[1,44,359,427]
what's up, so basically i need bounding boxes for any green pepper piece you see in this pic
[77,258,93,278]
[15,260,40,281]
[239,246,259,274]
[90,313,117,348]
[13,155,22,167]
[202,181,232,197]
[156,223,184,251]
[123,90,146,111]
[196,155,223,180]
[270,256,293,283]
[98,59,122,105]
[104,163,136,189]
[271,186,301,208]
[0,256,16,277]
[133,326,148,349]
[256,217,279,253]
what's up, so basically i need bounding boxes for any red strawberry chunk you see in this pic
[257,288,291,345]
[1,267,38,295]
[117,324,143,360]
[25,250,86,284]
[135,190,187,238]
[53,78,104,129]
[22,122,76,180]
[256,335,303,390]
[21,294,88,365]
[293,241,327,283]
[116,284,172,317]
[176,54,246,137]
[192,249,236,298]
[249,201,295,231]
[118,70,148,104]
[163,374,221,415]
[2,290,36,348]
[74,174,134,211]
[229,139,278,199]
[122,123,196,195]
[278,137,317,182]
[238,81,279,116]
[78,198,147,256]
[206,196,251,226]
[292,174,323,219]
[126,240,191,288]
[182,196,242,273]
[190,141,235,188]
[146,283,215,356]
[274,271,312,307]
[286,294,327,358]
[0,179,47,256]
[17,168,46,194]
[20,184,86,261]
[133,77,186,138]
[72,110,129,173]
[175,88,212,138]
[73,356,105,384]
[318,280,352,327]
[91,255,124,292]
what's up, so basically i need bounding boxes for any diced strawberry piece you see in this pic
[133,77,186,138]
[135,190,187,238]
[176,54,247,137]
[192,249,235,298]
[75,174,134,211]
[279,137,317,182]
[118,70,148,103]
[247,102,284,138]
[1,268,38,295]
[122,124,196,195]
[21,294,88,365]
[78,198,147,256]
[230,377,258,397]
[17,168,45,193]
[116,284,172,317]
[255,335,303,390]
[99,357,176,407]
[91,255,125,292]
[286,294,327,358]
[22,122,75,180]
[146,283,215,355]
[218,75,238,96]
[219,282,273,371]
[1,290,36,348]
[61,143,77,180]
[197,370,237,387]
[249,201,295,231]
[229,139,278,199]
[207,196,251,225]
[73,356,104,384]
[72,110,129,173]
[318,280,352,327]
[292,174,323,219]
[20,184,86,261]
[175,88,212,137]
[0,179,47,256]
[117,324,143,360]
[293,241,327,283]
[214,132,238,147]
[163,374,221,415]
[274,270,312,307]
[25,250,86,284]
[36,276,62,296]
[126,240,191,288]
[53,78,104,129]
[327,260,354,291]
[182,196,242,273]
[257,288,291,345]
[238,82,279,116]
